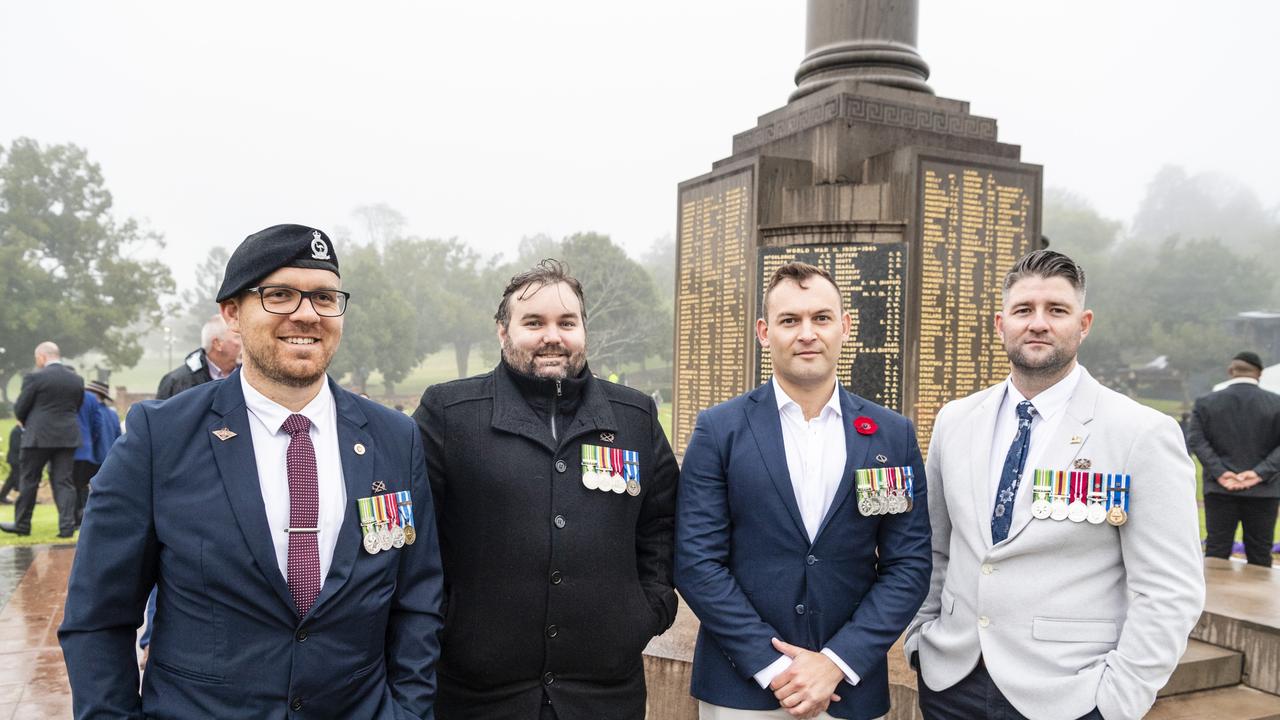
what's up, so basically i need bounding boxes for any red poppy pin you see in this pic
[854,416,877,435]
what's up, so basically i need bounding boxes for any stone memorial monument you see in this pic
[671,0,1042,456]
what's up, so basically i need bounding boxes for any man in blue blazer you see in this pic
[60,225,444,719]
[677,262,931,720]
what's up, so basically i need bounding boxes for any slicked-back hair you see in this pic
[1002,250,1087,303]
[494,258,587,329]
[762,262,843,319]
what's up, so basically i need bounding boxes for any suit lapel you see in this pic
[310,382,371,618]
[745,383,808,543]
[813,387,870,544]
[968,385,1004,549]
[1003,369,1099,544]
[207,373,294,614]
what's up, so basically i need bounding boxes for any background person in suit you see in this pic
[677,262,931,720]
[156,313,242,400]
[3,341,84,538]
[60,224,444,719]
[0,424,22,504]
[1187,351,1280,566]
[904,250,1205,720]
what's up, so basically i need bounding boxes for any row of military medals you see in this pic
[358,490,416,554]
[855,467,915,516]
[580,444,641,496]
[1030,470,1129,526]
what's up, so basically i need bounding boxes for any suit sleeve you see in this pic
[14,373,35,425]
[636,398,678,636]
[824,418,932,677]
[1253,404,1280,479]
[675,410,786,679]
[411,388,447,547]
[385,422,444,720]
[58,403,160,719]
[1095,414,1206,720]
[904,407,952,663]
[1185,400,1227,480]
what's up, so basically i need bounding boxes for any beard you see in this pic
[243,325,335,389]
[1006,339,1074,378]
[502,337,587,380]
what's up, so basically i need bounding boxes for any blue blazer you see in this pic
[59,371,444,720]
[675,382,931,720]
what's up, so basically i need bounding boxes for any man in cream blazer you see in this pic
[904,250,1204,720]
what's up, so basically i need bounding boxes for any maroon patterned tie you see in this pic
[282,414,321,616]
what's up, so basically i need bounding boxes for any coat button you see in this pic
[550,570,563,584]
[554,515,566,529]
[543,671,556,685]
[295,629,308,642]
[555,460,567,473]
[291,698,304,711]
[806,554,817,565]
[546,624,559,638]
[795,604,806,615]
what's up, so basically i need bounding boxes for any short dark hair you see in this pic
[1002,250,1087,301]
[762,262,843,319]
[495,258,587,328]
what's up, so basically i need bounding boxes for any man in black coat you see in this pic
[0,424,22,504]
[1187,351,1280,566]
[156,314,242,400]
[3,341,85,537]
[413,260,679,720]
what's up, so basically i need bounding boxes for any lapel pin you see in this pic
[212,427,237,442]
[354,443,366,455]
[875,454,888,464]
[372,480,387,493]
[1073,458,1092,470]
[600,432,615,443]
[1069,436,1083,445]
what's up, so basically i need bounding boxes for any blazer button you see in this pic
[981,563,994,575]
[295,629,308,642]
[291,698,304,711]
[554,515,566,529]
[550,570,563,584]
[806,554,817,565]
[979,616,990,628]
[546,624,559,638]
[795,604,806,615]
[555,460,567,473]
[543,671,556,685]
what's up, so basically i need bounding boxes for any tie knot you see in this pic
[1016,401,1036,422]
[281,413,311,437]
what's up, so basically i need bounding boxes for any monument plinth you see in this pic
[672,1,1041,456]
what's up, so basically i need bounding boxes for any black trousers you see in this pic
[1204,493,1279,567]
[72,460,100,527]
[14,446,77,535]
[0,462,18,499]
[918,661,1103,720]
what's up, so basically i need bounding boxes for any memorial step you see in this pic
[1147,685,1280,720]
[1158,639,1243,697]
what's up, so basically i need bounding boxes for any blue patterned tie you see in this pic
[992,400,1036,544]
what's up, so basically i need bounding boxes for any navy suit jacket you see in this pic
[675,382,931,720]
[59,371,444,720]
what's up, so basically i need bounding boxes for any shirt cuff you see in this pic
[753,655,792,689]
[820,648,861,686]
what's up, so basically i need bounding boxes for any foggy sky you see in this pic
[1,0,1276,295]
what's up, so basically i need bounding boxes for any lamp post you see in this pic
[163,326,173,370]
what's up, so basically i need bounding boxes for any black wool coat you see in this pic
[413,362,678,720]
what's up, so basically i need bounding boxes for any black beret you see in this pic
[1234,351,1264,371]
[216,224,341,302]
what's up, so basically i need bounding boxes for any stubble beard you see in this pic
[502,337,587,380]
[244,329,334,389]
[1007,339,1074,380]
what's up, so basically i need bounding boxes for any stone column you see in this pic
[792,0,932,101]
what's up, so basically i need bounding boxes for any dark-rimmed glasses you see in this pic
[245,285,351,317]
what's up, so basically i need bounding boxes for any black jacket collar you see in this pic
[492,360,617,452]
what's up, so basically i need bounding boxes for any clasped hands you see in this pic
[768,637,845,719]
[1218,470,1262,491]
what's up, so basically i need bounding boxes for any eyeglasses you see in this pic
[245,285,351,317]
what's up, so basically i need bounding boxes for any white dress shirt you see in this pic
[208,358,231,381]
[751,378,859,690]
[241,374,347,585]
[987,364,1082,521]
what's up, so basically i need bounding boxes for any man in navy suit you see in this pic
[60,224,444,719]
[676,262,931,720]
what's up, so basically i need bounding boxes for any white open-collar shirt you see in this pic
[241,373,347,585]
[987,364,1082,520]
